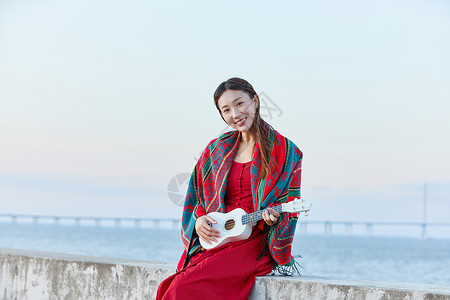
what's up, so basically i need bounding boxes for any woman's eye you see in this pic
[237,102,244,106]
[223,109,229,113]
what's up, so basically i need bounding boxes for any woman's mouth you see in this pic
[236,117,247,126]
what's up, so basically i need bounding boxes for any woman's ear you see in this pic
[253,94,260,110]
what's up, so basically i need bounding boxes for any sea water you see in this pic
[1,223,449,287]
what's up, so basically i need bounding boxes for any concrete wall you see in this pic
[1,248,450,300]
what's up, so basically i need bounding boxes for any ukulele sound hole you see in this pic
[224,219,235,231]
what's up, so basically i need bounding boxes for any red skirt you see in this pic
[156,227,273,300]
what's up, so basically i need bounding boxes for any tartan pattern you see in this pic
[180,127,303,268]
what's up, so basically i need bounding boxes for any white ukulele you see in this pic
[199,198,311,250]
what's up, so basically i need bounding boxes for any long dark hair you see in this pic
[213,77,275,179]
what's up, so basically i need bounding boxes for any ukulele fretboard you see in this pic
[241,205,283,225]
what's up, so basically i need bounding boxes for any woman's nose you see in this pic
[231,107,240,118]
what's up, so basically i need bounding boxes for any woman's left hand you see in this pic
[262,207,280,226]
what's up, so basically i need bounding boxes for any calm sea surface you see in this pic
[1,223,449,287]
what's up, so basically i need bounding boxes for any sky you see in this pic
[1,0,449,236]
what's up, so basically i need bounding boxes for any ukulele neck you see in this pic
[241,205,283,225]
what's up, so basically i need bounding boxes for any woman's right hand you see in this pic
[195,215,221,245]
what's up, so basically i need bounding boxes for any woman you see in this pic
[156,77,303,299]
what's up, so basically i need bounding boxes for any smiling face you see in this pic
[217,89,259,135]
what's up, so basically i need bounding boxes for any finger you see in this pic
[268,210,278,220]
[203,226,220,239]
[205,225,220,234]
[203,224,220,236]
[204,231,218,243]
[201,230,216,243]
[268,208,280,218]
[200,233,211,244]
[262,210,269,223]
[267,212,274,225]
[267,207,280,217]
[270,214,278,223]
[206,229,221,237]
[263,210,273,226]
[266,210,274,220]
[205,216,217,224]
[203,227,212,235]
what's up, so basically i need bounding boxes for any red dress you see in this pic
[156,161,273,299]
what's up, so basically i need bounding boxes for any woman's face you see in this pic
[217,89,258,134]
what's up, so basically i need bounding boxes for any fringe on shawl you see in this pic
[270,254,303,276]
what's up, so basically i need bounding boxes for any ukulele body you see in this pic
[199,208,255,250]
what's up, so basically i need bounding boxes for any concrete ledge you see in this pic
[1,248,450,299]
[250,276,450,300]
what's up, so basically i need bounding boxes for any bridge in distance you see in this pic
[1,213,449,239]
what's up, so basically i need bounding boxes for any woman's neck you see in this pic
[241,131,255,144]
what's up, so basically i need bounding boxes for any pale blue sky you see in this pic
[1,0,449,230]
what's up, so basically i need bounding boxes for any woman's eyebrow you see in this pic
[220,97,243,109]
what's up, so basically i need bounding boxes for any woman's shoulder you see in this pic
[272,128,302,156]
[197,130,238,163]
[204,130,237,148]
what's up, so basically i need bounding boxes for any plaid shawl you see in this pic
[178,127,303,271]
